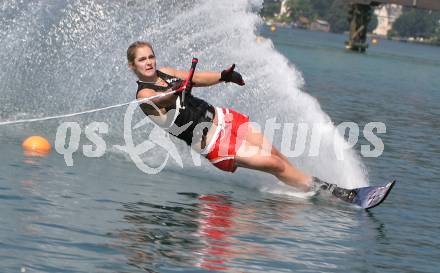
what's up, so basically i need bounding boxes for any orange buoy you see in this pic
[22,135,52,156]
[270,25,277,32]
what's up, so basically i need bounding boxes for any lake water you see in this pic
[1,1,439,272]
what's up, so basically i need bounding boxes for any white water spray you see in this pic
[0,0,368,188]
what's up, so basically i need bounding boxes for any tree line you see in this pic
[391,7,440,42]
[261,0,440,42]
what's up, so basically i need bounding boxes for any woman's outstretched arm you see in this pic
[160,64,245,87]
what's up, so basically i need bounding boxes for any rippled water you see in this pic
[0,140,411,273]
[1,4,440,273]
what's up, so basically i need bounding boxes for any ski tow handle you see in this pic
[181,57,198,108]
[184,57,198,95]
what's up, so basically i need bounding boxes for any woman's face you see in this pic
[130,46,157,80]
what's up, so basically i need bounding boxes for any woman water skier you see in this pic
[127,41,319,191]
[126,41,390,206]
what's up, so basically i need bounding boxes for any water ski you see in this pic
[332,180,396,209]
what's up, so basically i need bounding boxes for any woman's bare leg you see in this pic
[235,125,312,191]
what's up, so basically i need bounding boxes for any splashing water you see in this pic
[0,0,367,188]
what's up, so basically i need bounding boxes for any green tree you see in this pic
[285,0,313,21]
[393,9,440,38]
[261,0,282,18]
[310,0,333,18]
[367,9,378,33]
[325,0,350,33]
[435,19,440,42]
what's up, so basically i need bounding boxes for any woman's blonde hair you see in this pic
[127,41,154,64]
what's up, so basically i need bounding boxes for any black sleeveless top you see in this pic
[136,70,215,146]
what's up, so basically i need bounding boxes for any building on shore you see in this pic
[310,19,330,32]
[373,4,403,36]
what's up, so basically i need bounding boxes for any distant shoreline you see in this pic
[388,36,440,47]
[262,22,440,47]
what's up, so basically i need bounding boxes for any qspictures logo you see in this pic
[54,101,386,174]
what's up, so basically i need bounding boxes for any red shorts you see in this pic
[205,108,249,173]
